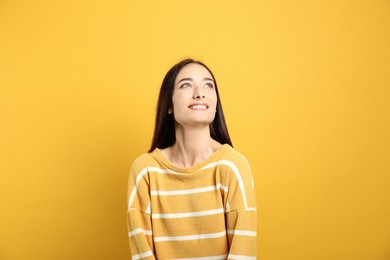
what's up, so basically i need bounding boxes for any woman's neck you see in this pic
[164,125,221,168]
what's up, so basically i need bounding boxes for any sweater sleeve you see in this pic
[127,158,156,260]
[224,156,257,259]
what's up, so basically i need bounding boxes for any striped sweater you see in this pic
[127,144,257,260]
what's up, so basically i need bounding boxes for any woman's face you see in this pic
[170,63,218,127]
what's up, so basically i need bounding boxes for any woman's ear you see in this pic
[168,108,172,114]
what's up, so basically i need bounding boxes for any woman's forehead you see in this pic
[175,63,213,83]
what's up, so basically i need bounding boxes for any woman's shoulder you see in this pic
[129,151,159,172]
[222,144,248,163]
[213,144,250,168]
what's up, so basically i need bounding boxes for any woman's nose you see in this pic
[193,86,205,99]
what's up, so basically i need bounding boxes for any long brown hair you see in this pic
[149,58,233,152]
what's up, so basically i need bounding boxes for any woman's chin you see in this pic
[175,119,214,128]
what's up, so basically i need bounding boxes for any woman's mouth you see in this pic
[189,104,209,110]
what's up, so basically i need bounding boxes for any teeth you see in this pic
[190,105,207,109]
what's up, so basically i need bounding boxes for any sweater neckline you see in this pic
[152,144,230,173]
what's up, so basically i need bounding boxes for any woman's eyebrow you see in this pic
[177,78,193,84]
[177,77,214,84]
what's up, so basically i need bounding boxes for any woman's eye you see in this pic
[205,83,214,88]
[180,83,191,88]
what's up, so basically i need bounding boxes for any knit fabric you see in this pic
[127,144,257,260]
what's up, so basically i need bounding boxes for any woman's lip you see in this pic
[188,104,209,109]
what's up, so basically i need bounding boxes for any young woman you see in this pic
[127,59,257,259]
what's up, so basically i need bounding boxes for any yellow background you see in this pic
[1,0,389,259]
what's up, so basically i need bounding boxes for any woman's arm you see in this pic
[127,160,156,260]
[224,156,257,259]
[127,209,155,260]
[226,208,257,259]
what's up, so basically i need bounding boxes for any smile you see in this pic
[189,104,209,110]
